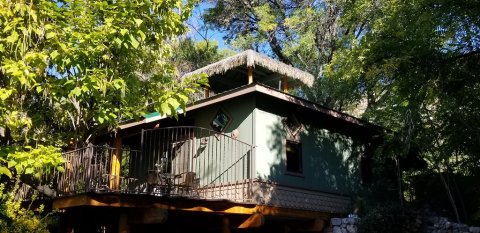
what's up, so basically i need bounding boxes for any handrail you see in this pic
[142,126,253,146]
[56,126,256,203]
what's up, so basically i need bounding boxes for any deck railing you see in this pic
[56,127,255,202]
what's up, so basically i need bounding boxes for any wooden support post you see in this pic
[221,216,231,233]
[110,134,122,190]
[204,87,210,98]
[238,213,264,228]
[282,75,288,92]
[247,67,253,84]
[118,213,129,233]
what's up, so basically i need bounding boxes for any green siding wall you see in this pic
[185,95,366,195]
[190,95,255,145]
[254,108,365,195]
[186,96,256,184]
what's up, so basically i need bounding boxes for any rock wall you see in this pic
[424,216,480,233]
[324,217,359,233]
[323,215,480,233]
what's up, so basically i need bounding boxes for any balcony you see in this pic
[55,126,352,213]
[56,127,254,203]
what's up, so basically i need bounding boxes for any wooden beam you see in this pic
[282,75,288,92]
[238,213,264,228]
[110,134,122,190]
[53,194,330,221]
[129,209,168,224]
[221,216,231,233]
[118,213,130,233]
[247,67,253,84]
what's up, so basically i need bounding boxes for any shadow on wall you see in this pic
[265,120,365,193]
[254,119,371,213]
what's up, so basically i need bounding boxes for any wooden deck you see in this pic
[54,192,330,232]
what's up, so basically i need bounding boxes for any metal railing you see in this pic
[56,145,142,195]
[56,127,255,202]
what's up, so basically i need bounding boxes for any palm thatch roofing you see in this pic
[182,50,314,87]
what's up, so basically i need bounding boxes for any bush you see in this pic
[358,203,420,233]
[0,182,50,233]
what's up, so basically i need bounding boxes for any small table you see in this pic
[147,170,180,196]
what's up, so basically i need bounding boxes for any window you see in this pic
[286,140,302,173]
[210,109,231,132]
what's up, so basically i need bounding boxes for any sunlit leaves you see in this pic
[0,145,63,178]
[254,4,277,32]
[0,0,202,186]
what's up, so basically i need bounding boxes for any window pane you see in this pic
[211,109,231,132]
[286,141,302,173]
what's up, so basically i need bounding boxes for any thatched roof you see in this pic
[182,50,314,86]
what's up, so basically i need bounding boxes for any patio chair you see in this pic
[176,172,199,197]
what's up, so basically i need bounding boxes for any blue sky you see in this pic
[187,2,229,49]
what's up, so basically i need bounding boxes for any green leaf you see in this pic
[134,18,143,27]
[177,94,188,104]
[0,89,13,100]
[167,98,180,109]
[14,164,22,173]
[137,30,146,41]
[129,34,139,48]
[114,37,123,46]
[0,166,12,178]
[69,87,82,97]
[7,160,17,168]
[25,167,34,174]
[82,85,89,93]
[46,31,56,39]
[50,50,59,60]
[6,31,19,43]
[160,102,172,115]
[120,28,128,36]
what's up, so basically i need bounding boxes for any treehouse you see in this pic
[52,50,383,233]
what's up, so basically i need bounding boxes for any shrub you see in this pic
[0,181,50,233]
[358,203,420,233]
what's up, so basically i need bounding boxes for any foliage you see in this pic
[203,0,359,108]
[204,0,480,222]
[358,203,419,233]
[327,0,480,172]
[0,0,203,229]
[0,0,204,147]
[0,145,63,179]
[171,37,234,74]
[0,182,49,233]
[0,146,63,233]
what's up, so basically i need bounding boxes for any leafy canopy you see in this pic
[0,0,205,148]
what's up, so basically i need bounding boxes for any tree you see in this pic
[204,0,480,222]
[202,0,361,108]
[0,0,206,148]
[0,0,205,228]
[171,37,235,74]
[325,0,480,222]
